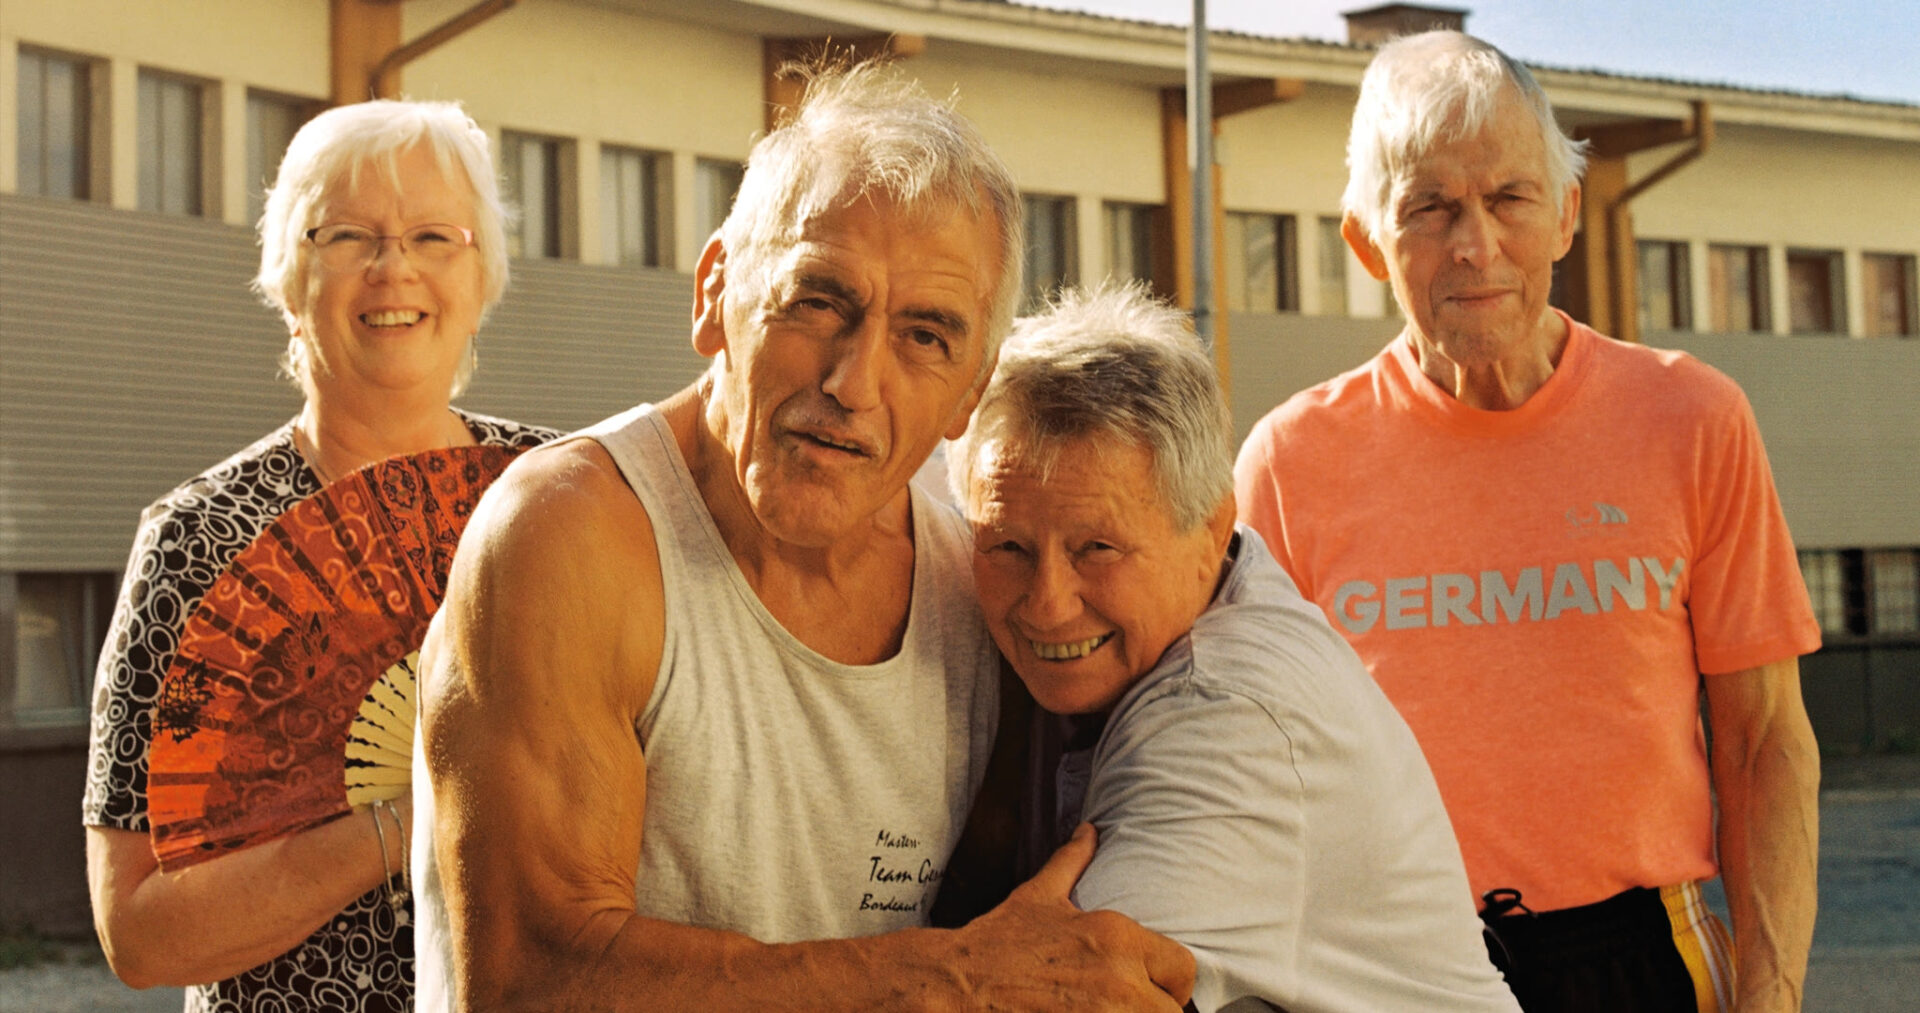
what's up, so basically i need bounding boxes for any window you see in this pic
[1786,249,1845,335]
[1707,244,1769,333]
[1223,212,1298,313]
[695,158,745,245]
[8,573,116,728]
[601,145,669,268]
[247,91,309,226]
[503,131,567,259]
[1800,548,1920,637]
[1316,216,1348,316]
[1862,253,1917,338]
[1868,549,1919,635]
[1104,202,1158,287]
[138,69,206,216]
[16,48,95,200]
[1022,194,1077,311]
[1637,239,1692,332]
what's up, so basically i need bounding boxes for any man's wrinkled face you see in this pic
[967,435,1230,716]
[1356,86,1579,369]
[702,194,1002,545]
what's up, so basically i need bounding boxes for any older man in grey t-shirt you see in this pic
[950,285,1518,1013]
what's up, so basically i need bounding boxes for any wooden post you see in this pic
[1159,79,1304,392]
[330,0,402,105]
[1572,155,1628,339]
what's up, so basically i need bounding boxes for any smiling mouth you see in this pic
[1030,633,1113,661]
[362,310,424,328]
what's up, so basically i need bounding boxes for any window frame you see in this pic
[693,156,745,249]
[1707,243,1771,334]
[1799,547,1920,642]
[1223,210,1300,314]
[1021,192,1079,312]
[1861,251,1918,338]
[599,143,672,269]
[1102,200,1160,290]
[502,129,577,260]
[16,45,104,203]
[1636,238,1693,333]
[245,89,316,228]
[2,571,119,745]
[1785,247,1847,336]
[137,66,214,218]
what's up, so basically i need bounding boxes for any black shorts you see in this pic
[1482,883,1735,1013]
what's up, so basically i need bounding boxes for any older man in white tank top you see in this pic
[410,64,1194,1013]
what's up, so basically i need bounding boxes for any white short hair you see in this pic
[949,283,1232,532]
[1343,30,1589,239]
[253,99,507,395]
[720,62,1025,365]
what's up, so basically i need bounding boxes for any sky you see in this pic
[1051,0,1920,106]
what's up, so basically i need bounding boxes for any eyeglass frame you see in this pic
[301,222,478,273]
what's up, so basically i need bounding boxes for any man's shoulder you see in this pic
[1582,324,1748,409]
[469,437,658,575]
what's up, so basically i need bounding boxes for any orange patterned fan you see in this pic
[147,444,523,871]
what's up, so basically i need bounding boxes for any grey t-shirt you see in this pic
[1063,529,1519,1013]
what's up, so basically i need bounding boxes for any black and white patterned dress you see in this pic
[82,410,558,1013]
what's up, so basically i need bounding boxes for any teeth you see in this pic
[363,310,423,327]
[810,433,863,453]
[1031,634,1109,660]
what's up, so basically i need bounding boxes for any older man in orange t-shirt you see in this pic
[1234,30,1821,1013]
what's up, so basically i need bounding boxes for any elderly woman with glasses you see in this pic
[950,284,1521,1013]
[82,99,555,1011]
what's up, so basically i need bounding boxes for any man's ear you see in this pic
[691,235,728,358]
[1206,492,1237,558]
[1341,212,1391,282]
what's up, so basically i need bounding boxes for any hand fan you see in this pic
[146,443,523,870]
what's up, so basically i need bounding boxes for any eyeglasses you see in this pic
[303,222,476,273]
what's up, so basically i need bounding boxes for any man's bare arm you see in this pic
[1704,658,1820,1013]
[423,441,1194,1012]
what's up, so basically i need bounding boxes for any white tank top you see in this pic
[413,404,1000,1009]
[599,404,999,939]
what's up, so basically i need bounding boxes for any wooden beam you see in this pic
[370,0,519,101]
[763,34,928,132]
[1211,78,1306,119]
[1574,115,1694,161]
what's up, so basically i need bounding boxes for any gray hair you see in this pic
[254,99,508,396]
[948,283,1233,532]
[721,61,1025,364]
[1342,30,1589,240]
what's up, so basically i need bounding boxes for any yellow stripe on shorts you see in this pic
[1660,881,1737,1013]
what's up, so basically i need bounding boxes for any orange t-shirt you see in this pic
[1234,314,1821,913]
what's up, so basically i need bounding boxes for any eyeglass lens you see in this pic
[309,224,471,271]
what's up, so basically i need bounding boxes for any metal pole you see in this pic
[1188,0,1214,348]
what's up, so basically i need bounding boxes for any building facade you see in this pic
[4,0,1917,935]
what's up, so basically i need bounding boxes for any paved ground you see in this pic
[6,757,1915,1013]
